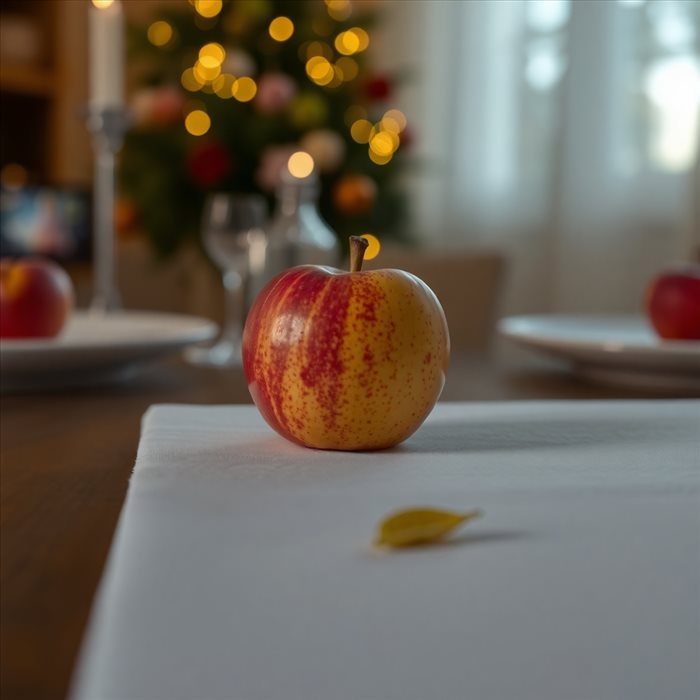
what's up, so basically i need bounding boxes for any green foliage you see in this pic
[120,0,408,258]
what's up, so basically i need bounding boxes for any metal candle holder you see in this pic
[85,106,130,312]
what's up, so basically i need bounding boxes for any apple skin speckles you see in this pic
[242,265,450,451]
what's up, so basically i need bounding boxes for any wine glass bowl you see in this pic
[186,193,267,367]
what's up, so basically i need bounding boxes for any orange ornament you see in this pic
[332,174,377,216]
[114,197,139,237]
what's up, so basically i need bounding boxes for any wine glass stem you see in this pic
[221,268,244,344]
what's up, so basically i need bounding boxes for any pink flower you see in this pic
[151,86,184,126]
[254,73,297,116]
[256,144,297,191]
[130,86,184,128]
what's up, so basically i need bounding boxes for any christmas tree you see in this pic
[119,0,410,258]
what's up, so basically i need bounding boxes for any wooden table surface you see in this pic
[1,354,696,700]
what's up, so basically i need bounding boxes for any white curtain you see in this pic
[375,0,700,315]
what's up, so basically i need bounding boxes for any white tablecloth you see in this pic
[72,401,700,700]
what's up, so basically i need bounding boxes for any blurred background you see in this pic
[0,0,698,343]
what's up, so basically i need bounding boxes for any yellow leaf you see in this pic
[374,508,482,548]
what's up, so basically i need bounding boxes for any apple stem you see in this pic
[349,236,369,273]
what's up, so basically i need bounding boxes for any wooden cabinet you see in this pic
[0,0,90,186]
[0,0,222,318]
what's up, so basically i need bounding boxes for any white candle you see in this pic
[89,0,124,108]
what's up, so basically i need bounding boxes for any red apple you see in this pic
[0,257,74,339]
[243,237,450,451]
[645,265,700,340]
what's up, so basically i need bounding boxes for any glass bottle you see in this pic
[247,170,339,309]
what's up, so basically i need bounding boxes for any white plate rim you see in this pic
[0,310,218,355]
[498,314,700,359]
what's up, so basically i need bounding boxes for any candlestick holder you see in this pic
[85,106,130,312]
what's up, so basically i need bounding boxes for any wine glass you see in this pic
[187,193,268,367]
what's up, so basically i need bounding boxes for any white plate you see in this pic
[0,310,218,392]
[499,314,700,390]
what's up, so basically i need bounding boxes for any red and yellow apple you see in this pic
[0,257,74,339]
[243,237,450,451]
[645,265,700,340]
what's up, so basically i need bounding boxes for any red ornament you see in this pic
[114,197,139,237]
[365,76,392,101]
[186,141,233,189]
[151,86,184,127]
[254,72,297,115]
[398,125,414,150]
[333,174,377,216]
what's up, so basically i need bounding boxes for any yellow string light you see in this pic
[199,42,225,68]
[361,233,381,260]
[91,0,114,8]
[335,30,360,56]
[269,16,294,42]
[335,57,359,81]
[213,73,235,99]
[369,149,393,165]
[147,21,173,47]
[184,110,211,136]
[325,0,352,21]
[381,109,407,133]
[181,68,202,92]
[194,60,221,83]
[305,41,333,60]
[288,151,315,178]
[370,132,397,157]
[315,73,334,87]
[326,67,343,89]
[232,77,257,102]
[352,27,370,51]
[350,119,374,144]
[306,56,333,85]
[332,62,345,82]
[375,127,400,153]
[194,0,222,18]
